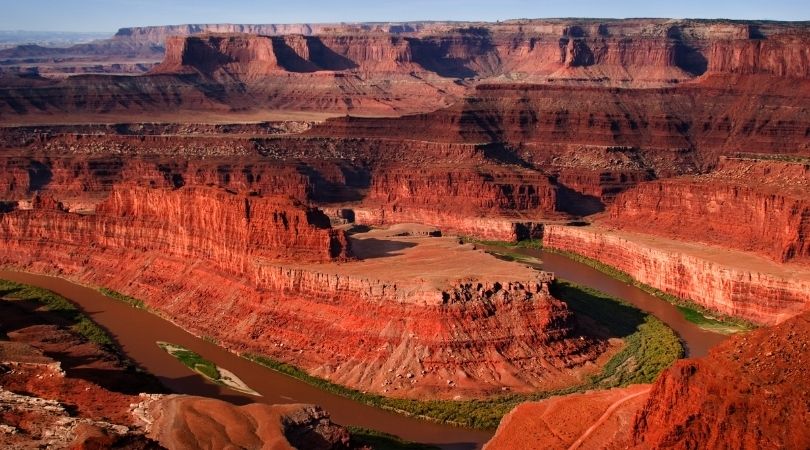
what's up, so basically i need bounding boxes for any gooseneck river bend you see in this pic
[0,249,727,450]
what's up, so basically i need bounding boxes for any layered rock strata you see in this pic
[606,156,810,263]
[0,191,606,398]
[543,224,810,324]
[3,19,810,118]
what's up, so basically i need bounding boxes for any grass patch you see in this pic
[99,287,147,309]
[0,278,114,347]
[157,342,221,381]
[543,247,756,334]
[246,279,682,430]
[347,427,440,450]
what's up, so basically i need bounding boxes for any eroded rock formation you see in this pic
[542,224,810,324]
[0,191,606,398]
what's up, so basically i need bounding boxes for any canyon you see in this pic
[0,282,352,449]
[0,16,808,450]
[485,309,810,450]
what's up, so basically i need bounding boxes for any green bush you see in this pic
[99,287,147,309]
[158,344,221,381]
[346,427,440,450]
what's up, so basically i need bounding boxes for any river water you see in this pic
[0,251,726,449]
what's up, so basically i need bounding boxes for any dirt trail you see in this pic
[567,387,651,450]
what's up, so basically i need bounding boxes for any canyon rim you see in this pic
[0,7,809,450]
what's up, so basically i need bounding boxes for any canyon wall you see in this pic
[3,187,348,266]
[606,157,810,263]
[0,188,605,398]
[4,19,810,118]
[542,225,810,324]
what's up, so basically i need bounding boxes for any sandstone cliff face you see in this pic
[631,311,810,449]
[707,35,810,77]
[606,157,810,263]
[4,19,810,118]
[0,188,605,398]
[350,164,556,239]
[2,187,348,266]
[543,225,810,324]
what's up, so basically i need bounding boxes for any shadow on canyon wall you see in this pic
[348,238,418,259]
[554,183,605,216]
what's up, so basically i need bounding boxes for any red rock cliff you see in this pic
[543,224,810,324]
[2,187,348,266]
[0,188,606,398]
[606,157,810,263]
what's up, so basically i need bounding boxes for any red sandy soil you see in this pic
[484,385,651,450]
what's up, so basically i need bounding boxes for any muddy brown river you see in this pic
[0,251,726,449]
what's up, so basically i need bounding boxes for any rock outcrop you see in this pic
[631,311,810,449]
[138,396,350,450]
[0,191,607,398]
[606,156,810,263]
[542,224,810,324]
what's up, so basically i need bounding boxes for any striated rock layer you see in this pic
[542,224,810,324]
[0,189,606,398]
[606,156,810,264]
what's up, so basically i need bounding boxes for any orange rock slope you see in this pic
[631,311,810,449]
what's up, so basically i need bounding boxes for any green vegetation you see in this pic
[460,236,543,249]
[543,247,756,333]
[460,237,544,264]
[347,427,440,450]
[247,279,682,430]
[551,280,683,385]
[0,278,114,347]
[99,287,148,309]
[157,342,221,381]
[731,152,810,164]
